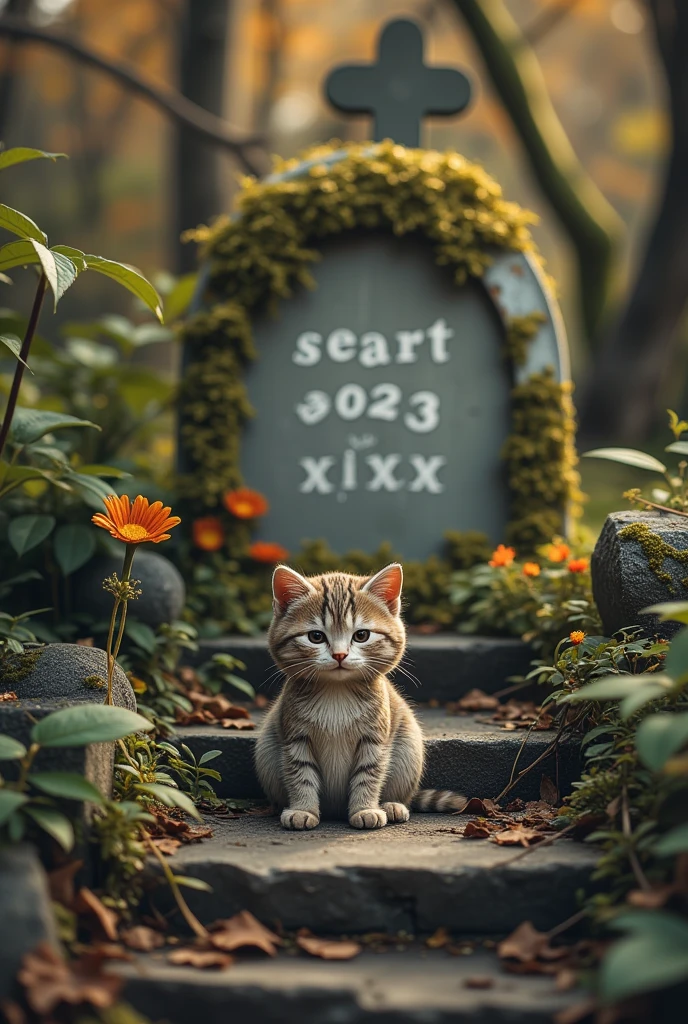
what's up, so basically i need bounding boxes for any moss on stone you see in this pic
[504,311,547,366]
[0,647,41,688]
[619,521,688,593]
[83,673,106,689]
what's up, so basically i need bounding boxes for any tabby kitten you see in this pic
[255,562,465,830]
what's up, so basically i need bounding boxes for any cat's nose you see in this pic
[332,651,348,664]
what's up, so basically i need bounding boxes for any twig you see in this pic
[494,821,577,867]
[0,15,266,176]
[144,833,209,940]
[621,784,651,891]
[0,273,47,460]
[546,907,587,940]
[629,497,688,520]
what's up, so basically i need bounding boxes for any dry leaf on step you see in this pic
[18,943,122,1015]
[208,911,281,955]
[540,776,559,806]
[75,888,119,941]
[425,927,451,949]
[463,820,492,839]
[463,976,494,989]
[296,929,361,960]
[454,689,499,711]
[497,922,552,963]
[168,948,233,968]
[220,718,255,730]
[0,691,17,701]
[461,798,500,817]
[120,926,165,952]
[492,825,547,847]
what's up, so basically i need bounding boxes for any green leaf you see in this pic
[0,789,28,825]
[582,448,667,473]
[53,523,96,576]
[9,407,100,445]
[8,514,56,556]
[654,824,688,857]
[0,204,46,244]
[601,912,688,1003]
[40,243,78,308]
[135,783,201,819]
[64,337,116,368]
[32,704,153,748]
[198,750,222,766]
[125,620,157,655]
[223,674,256,700]
[24,806,74,852]
[0,463,49,493]
[620,683,669,719]
[665,441,688,456]
[0,333,29,369]
[0,736,27,760]
[29,772,104,803]
[65,471,113,511]
[0,148,66,172]
[636,712,688,771]
[84,255,163,322]
[664,626,688,682]
[0,239,41,272]
[51,245,86,274]
[163,272,197,321]
[564,673,673,703]
[642,601,688,624]
[78,465,131,479]
[172,876,213,892]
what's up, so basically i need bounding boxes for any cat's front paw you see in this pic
[381,801,410,823]
[281,808,319,830]
[350,807,387,829]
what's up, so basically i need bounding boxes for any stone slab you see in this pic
[592,509,688,638]
[0,845,58,998]
[147,815,597,934]
[177,709,580,803]
[191,634,534,702]
[118,946,578,1024]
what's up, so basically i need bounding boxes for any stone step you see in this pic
[118,946,579,1024]
[177,710,580,803]
[147,816,597,935]
[191,634,533,702]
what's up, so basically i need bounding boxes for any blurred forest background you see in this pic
[0,0,684,526]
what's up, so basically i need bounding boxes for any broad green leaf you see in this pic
[173,876,213,892]
[53,523,96,576]
[563,673,673,703]
[32,704,153,748]
[66,471,112,511]
[125,620,157,655]
[199,750,222,766]
[636,712,688,772]
[51,245,86,274]
[0,204,46,244]
[8,514,56,556]
[601,912,688,1003]
[39,243,78,308]
[620,683,669,719]
[664,626,688,682]
[0,735,27,760]
[0,789,28,824]
[78,464,131,479]
[665,442,688,456]
[29,772,104,803]
[84,256,163,322]
[9,407,100,445]
[0,239,41,272]
[0,464,48,493]
[0,148,66,172]
[0,333,29,369]
[24,806,74,852]
[135,783,200,819]
[642,601,688,625]
[654,824,688,857]
[131,323,172,347]
[163,272,197,321]
[582,448,667,474]
[224,674,256,700]
[65,337,116,368]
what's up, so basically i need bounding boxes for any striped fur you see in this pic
[255,563,465,830]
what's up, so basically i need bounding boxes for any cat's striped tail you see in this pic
[412,789,467,813]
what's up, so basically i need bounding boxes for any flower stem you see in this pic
[104,544,137,706]
[0,274,48,461]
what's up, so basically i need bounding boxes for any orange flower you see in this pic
[546,541,571,563]
[249,541,289,564]
[569,630,586,645]
[223,488,269,519]
[489,544,516,568]
[522,562,541,578]
[568,558,589,573]
[92,495,180,545]
[193,517,224,552]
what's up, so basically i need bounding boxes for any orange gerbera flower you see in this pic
[223,488,269,519]
[567,558,589,573]
[489,544,516,568]
[92,495,180,545]
[569,630,586,645]
[249,541,289,564]
[522,562,541,578]
[193,516,225,552]
[546,541,571,563]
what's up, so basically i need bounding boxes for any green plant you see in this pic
[157,742,222,802]
[114,733,222,805]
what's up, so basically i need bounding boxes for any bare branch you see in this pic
[0,14,266,176]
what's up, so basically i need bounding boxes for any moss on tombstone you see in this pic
[0,647,41,688]
[178,141,579,623]
[618,521,688,592]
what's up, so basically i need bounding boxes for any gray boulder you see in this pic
[9,642,136,711]
[74,549,186,629]
[592,509,688,638]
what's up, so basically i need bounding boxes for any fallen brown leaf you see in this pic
[220,718,255,730]
[462,798,500,817]
[17,943,122,1015]
[555,967,579,992]
[75,888,119,942]
[454,689,499,712]
[47,860,83,907]
[120,926,165,952]
[627,884,679,909]
[208,911,281,955]
[463,821,492,839]
[425,927,451,949]
[493,826,548,848]
[540,776,559,806]
[150,837,182,855]
[463,976,494,989]
[168,948,233,969]
[497,922,552,963]
[296,929,361,960]
[0,691,17,702]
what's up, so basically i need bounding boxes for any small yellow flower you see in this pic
[569,631,586,645]
[522,562,541,578]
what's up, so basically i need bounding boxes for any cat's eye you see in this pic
[308,630,326,644]
[353,629,370,643]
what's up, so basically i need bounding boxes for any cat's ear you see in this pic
[272,565,315,614]
[362,563,403,615]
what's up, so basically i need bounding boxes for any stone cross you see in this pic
[325,19,472,147]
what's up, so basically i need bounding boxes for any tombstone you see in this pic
[179,18,572,564]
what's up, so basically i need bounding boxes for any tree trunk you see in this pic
[577,0,688,444]
[173,0,231,273]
